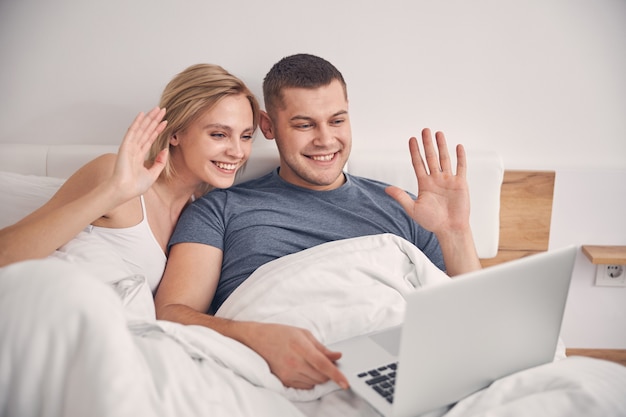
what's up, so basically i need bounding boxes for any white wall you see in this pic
[1,0,625,348]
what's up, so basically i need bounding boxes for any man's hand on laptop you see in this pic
[243,322,350,390]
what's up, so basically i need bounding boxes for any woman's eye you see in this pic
[211,132,226,139]
[242,134,254,141]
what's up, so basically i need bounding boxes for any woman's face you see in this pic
[171,94,255,189]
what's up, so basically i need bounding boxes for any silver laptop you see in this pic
[328,245,577,417]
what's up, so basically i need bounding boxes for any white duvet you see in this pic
[1,234,625,417]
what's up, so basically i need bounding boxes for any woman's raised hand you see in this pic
[112,107,169,198]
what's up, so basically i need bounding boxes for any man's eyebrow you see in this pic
[289,110,348,122]
[289,115,313,122]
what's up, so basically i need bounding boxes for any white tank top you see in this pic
[52,195,166,293]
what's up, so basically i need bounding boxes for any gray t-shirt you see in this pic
[169,169,444,312]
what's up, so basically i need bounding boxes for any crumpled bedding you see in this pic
[1,234,625,417]
[0,258,303,417]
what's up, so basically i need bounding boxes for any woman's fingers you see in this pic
[125,107,165,144]
[137,107,166,149]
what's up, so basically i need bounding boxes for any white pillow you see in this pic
[0,172,65,229]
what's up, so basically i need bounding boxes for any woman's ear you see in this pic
[169,134,179,146]
[259,111,275,140]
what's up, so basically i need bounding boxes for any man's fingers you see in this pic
[408,136,427,178]
[420,128,443,175]
[455,143,467,178]
[435,131,452,173]
[385,186,415,214]
[308,342,349,389]
[297,365,330,386]
[275,356,334,389]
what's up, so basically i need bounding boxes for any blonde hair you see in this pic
[148,63,260,194]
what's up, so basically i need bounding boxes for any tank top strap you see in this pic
[139,195,148,222]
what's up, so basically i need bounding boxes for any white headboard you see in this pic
[0,144,503,258]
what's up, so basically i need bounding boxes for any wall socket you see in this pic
[595,264,626,287]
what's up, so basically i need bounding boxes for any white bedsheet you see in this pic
[0,259,303,417]
[1,234,625,417]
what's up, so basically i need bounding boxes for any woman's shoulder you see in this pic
[58,153,117,190]
[46,152,122,216]
[80,153,117,177]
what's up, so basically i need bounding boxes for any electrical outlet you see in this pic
[595,264,626,287]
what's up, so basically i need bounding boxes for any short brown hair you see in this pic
[262,54,347,117]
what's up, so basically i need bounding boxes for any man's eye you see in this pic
[296,123,312,129]
[331,119,344,126]
[242,134,254,141]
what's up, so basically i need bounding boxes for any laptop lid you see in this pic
[331,245,577,417]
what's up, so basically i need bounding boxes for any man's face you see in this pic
[262,79,352,190]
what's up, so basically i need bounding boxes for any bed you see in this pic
[1,143,625,417]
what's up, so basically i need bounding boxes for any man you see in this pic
[155,53,481,391]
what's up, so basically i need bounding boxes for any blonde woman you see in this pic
[0,63,260,294]
[0,66,301,417]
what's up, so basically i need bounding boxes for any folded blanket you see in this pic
[212,233,451,401]
[217,233,450,345]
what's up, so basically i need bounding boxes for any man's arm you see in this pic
[385,128,482,276]
[154,242,349,390]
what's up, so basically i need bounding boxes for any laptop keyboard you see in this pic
[357,362,398,403]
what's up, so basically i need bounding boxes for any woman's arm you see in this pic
[0,108,168,267]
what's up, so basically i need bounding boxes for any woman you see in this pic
[0,64,272,417]
[0,63,260,297]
